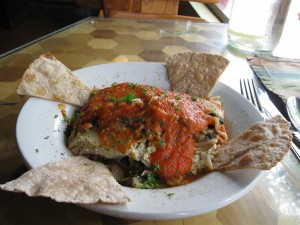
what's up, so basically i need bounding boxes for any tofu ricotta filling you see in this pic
[67,83,228,187]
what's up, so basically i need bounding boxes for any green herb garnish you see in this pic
[136,116,145,123]
[192,96,198,101]
[162,91,168,98]
[63,110,80,136]
[158,138,166,147]
[153,162,160,172]
[167,193,175,199]
[90,90,97,96]
[141,173,158,189]
[105,96,119,103]
[121,92,136,103]
[105,92,136,103]
[148,94,154,105]
[129,83,138,88]
[160,118,165,127]
[204,129,216,139]
[120,117,133,127]
[208,112,220,117]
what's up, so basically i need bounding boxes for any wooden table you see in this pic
[1,2,300,223]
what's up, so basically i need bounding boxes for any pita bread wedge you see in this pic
[166,52,229,97]
[212,115,292,170]
[0,156,131,204]
[16,52,91,107]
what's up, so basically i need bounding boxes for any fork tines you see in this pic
[240,78,263,113]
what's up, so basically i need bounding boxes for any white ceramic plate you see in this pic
[16,62,264,220]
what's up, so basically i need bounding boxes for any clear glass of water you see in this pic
[227,0,291,53]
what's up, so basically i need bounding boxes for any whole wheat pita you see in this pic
[166,52,229,97]
[212,115,292,170]
[0,156,131,204]
[16,52,91,107]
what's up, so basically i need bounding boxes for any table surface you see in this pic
[1,1,300,224]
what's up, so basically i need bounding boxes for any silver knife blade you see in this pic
[254,79,300,162]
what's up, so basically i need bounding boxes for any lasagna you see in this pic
[68,83,228,187]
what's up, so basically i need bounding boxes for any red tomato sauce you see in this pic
[73,83,224,181]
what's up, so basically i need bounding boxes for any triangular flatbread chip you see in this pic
[16,52,91,106]
[212,115,292,170]
[0,156,131,204]
[166,52,229,97]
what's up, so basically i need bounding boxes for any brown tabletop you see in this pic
[1,15,300,225]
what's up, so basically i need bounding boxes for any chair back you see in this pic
[101,0,219,21]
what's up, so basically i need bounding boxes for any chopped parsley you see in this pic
[105,96,118,103]
[111,82,117,86]
[158,138,166,147]
[35,148,39,153]
[165,154,169,160]
[136,116,145,123]
[64,110,80,136]
[175,96,181,100]
[177,116,183,123]
[129,83,138,88]
[160,118,165,127]
[208,112,220,118]
[148,94,154,105]
[140,87,148,97]
[63,116,72,123]
[141,173,158,189]
[204,129,216,139]
[120,117,133,127]
[192,96,198,101]
[162,91,168,98]
[167,193,175,199]
[122,92,136,103]
[90,90,97,96]
[153,162,160,172]
[105,92,136,103]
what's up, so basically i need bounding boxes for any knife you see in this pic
[253,78,300,162]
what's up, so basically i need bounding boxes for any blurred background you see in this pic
[0,0,227,55]
[0,0,230,55]
[0,0,103,55]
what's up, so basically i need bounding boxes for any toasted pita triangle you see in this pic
[0,156,131,204]
[213,115,292,170]
[16,52,91,106]
[166,52,229,97]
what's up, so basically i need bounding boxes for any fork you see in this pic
[240,78,300,163]
[240,78,265,116]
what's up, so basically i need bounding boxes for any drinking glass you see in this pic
[227,0,291,53]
